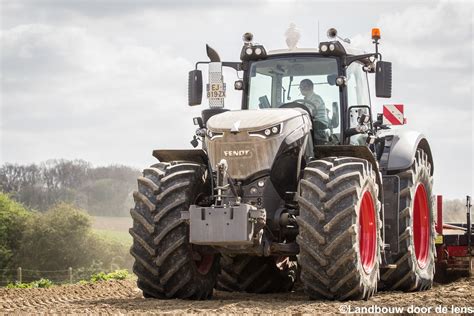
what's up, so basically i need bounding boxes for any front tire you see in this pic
[380,149,435,291]
[297,157,382,300]
[129,162,219,299]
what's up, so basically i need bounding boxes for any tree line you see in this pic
[0,159,139,216]
[0,193,132,282]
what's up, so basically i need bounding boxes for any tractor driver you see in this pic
[298,79,328,128]
[299,79,330,144]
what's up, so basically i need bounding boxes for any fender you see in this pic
[153,149,209,166]
[379,130,434,174]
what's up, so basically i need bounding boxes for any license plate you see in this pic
[207,83,226,98]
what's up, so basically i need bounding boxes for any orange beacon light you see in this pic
[372,28,381,40]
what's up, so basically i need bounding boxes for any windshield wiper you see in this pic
[287,76,293,101]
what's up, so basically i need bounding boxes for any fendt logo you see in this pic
[223,150,251,157]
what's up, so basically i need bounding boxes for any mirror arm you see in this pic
[222,62,243,71]
[344,53,381,67]
[194,61,208,70]
[194,61,243,71]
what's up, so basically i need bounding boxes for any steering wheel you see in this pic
[278,101,314,119]
[279,100,328,130]
[291,98,318,109]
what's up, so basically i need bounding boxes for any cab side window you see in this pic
[346,62,370,106]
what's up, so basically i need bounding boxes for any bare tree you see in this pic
[1,160,138,216]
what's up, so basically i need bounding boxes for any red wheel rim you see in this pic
[195,254,214,275]
[359,190,376,274]
[413,184,429,268]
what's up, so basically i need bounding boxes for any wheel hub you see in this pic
[413,184,430,268]
[193,251,214,275]
[359,190,376,274]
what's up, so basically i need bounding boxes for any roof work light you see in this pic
[318,40,346,56]
[240,32,267,61]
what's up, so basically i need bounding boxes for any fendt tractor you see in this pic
[129,27,437,301]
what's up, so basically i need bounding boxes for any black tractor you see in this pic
[129,27,436,300]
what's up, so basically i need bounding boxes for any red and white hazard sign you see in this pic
[383,104,405,125]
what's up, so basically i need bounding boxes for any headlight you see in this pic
[249,123,282,138]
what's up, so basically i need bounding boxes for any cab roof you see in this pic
[267,46,366,57]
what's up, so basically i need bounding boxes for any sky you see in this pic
[0,0,472,199]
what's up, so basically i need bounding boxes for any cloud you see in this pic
[352,1,472,70]
[349,1,473,198]
[1,22,198,167]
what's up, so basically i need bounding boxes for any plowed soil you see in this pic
[1,277,473,314]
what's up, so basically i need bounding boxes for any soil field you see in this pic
[1,277,473,314]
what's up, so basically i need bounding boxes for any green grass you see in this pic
[7,270,131,288]
[90,269,129,282]
[92,229,132,247]
[7,278,53,289]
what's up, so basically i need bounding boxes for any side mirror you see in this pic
[347,105,372,131]
[375,61,392,98]
[188,70,203,106]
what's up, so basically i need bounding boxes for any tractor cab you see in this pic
[188,27,392,149]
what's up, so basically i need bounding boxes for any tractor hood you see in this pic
[207,109,302,131]
[205,108,311,180]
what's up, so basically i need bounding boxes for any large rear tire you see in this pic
[216,255,297,293]
[297,157,382,300]
[129,162,219,299]
[380,149,435,291]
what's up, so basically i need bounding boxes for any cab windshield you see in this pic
[247,56,341,144]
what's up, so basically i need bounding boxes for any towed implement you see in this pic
[129,27,438,300]
[435,195,473,279]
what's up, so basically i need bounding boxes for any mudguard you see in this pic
[152,149,208,165]
[379,129,434,174]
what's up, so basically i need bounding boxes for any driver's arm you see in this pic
[314,94,325,110]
